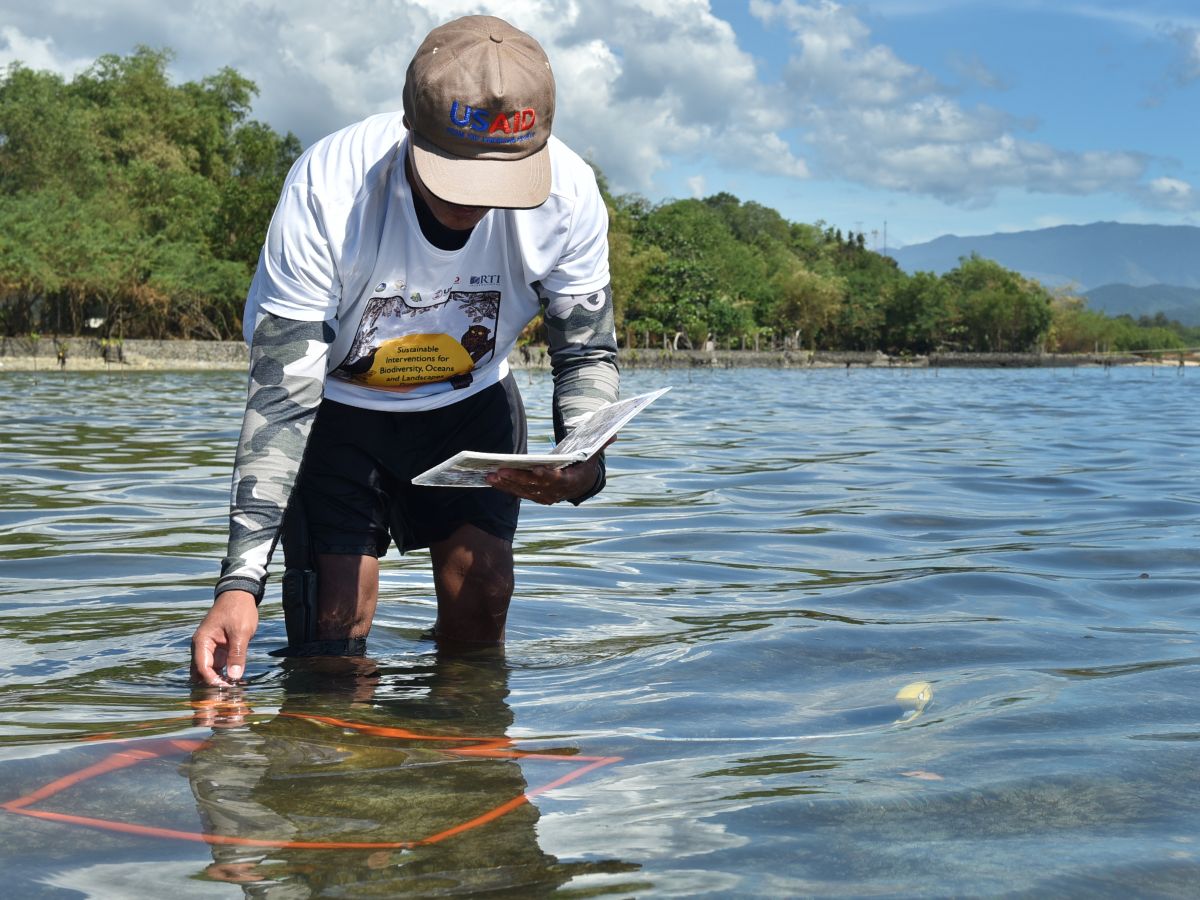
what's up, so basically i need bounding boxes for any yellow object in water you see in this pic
[893,681,933,723]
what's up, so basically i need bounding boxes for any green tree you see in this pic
[944,254,1053,351]
[0,46,299,339]
[826,241,902,350]
[629,199,760,347]
[885,271,955,353]
[770,264,845,352]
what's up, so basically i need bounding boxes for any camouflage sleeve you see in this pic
[538,282,620,505]
[215,312,332,602]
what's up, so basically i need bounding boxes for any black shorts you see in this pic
[296,374,527,557]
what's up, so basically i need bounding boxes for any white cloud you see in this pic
[1164,25,1200,85]
[754,0,939,105]
[1140,22,1200,105]
[0,0,810,192]
[1132,176,1200,211]
[751,0,1163,205]
[0,0,1189,211]
[0,26,92,77]
[685,174,707,198]
[523,0,811,190]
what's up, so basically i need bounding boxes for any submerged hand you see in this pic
[487,439,613,505]
[190,590,259,686]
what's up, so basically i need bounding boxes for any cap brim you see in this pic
[411,132,551,210]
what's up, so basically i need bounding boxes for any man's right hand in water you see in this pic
[190,590,259,686]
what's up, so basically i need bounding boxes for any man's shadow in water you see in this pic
[187,649,639,899]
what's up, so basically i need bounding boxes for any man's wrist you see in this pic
[215,589,258,605]
[568,451,606,505]
[214,577,265,605]
[212,590,260,623]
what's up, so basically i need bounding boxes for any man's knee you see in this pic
[439,560,514,613]
[431,525,514,641]
[459,537,514,600]
[433,526,513,596]
[464,560,514,608]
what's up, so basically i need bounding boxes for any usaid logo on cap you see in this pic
[450,102,536,135]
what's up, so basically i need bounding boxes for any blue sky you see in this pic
[1,0,1196,246]
[698,0,1200,243]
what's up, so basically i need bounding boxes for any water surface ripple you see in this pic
[1,367,1198,898]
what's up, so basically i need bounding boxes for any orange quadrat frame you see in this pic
[1,711,622,851]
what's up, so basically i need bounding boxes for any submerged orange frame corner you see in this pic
[1,713,622,851]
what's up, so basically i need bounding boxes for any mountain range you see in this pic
[890,222,1200,325]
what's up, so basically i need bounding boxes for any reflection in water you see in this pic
[187,652,637,898]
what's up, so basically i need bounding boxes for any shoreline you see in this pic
[533,348,1198,370]
[1,338,1195,372]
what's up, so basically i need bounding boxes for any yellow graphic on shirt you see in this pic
[330,290,501,393]
[363,333,474,387]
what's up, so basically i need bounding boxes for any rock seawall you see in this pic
[0,337,249,367]
[510,346,1152,370]
[0,338,1177,372]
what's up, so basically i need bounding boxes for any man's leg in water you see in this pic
[315,523,513,644]
[314,553,379,640]
[430,523,514,643]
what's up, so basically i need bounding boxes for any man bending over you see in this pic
[191,15,618,685]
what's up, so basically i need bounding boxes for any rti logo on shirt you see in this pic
[470,275,501,285]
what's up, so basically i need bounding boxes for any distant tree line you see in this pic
[601,178,1199,355]
[0,48,298,340]
[1,48,1194,354]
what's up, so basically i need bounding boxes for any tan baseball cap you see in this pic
[403,16,555,210]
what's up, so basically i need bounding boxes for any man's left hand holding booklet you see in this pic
[413,387,672,488]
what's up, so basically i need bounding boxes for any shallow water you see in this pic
[1,365,1199,899]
